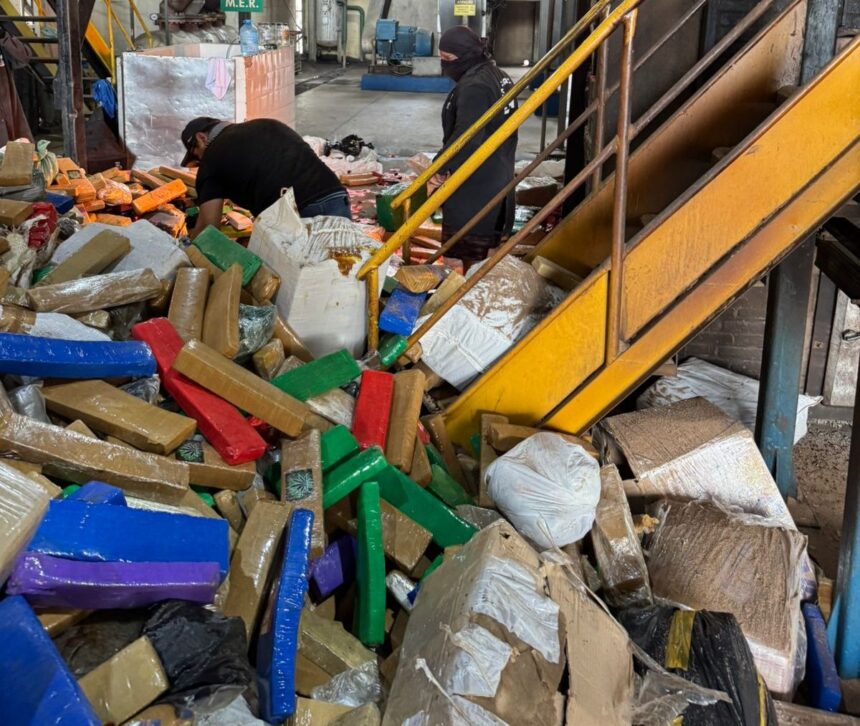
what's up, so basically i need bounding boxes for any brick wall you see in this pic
[680,282,768,379]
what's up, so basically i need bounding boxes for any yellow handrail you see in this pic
[389,0,613,212]
[358,0,643,283]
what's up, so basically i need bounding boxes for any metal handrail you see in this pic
[388,0,615,213]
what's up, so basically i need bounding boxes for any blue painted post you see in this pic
[754,238,815,497]
[833,369,860,678]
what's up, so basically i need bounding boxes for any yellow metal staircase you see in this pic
[360,0,860,448]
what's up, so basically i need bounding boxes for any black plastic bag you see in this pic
[618,606,777,726]
[143,600,256,706]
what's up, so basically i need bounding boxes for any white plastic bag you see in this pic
[485,433,601,548]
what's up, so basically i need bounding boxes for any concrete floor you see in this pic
[295,64,550,158]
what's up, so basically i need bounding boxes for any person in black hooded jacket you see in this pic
[434,26,517,271]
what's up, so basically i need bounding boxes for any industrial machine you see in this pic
[372,19,433,67]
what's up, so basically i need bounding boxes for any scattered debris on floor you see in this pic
[0,137,850,725]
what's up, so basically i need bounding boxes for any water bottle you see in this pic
[240,19,259,57]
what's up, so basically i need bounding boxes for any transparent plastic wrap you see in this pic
[385,570,417,612]
[109,301,148,340]
[310,660,383,708]
[384,520,564,726]
[27,268,163,314]
[77,635,170,724]
[646,500,806,697]
[637,357,820,444]
[454,504,504,529]
[485,432,600,548]
[277,356,356,427]
[9,382,51,424]
[320,146,383,177]
[236,303,276,360]
[303,136,328,156]
[30,312,112,342]
[6,552,221,608]
[97,178,133,206]
[248,190,386,358]
[0,595,101,725]
[619,606,777,726]
[591,465,652,608]
[51,220,189,280]
[420,256,565,389]
[120,375,161,404]
[0,459,51,587]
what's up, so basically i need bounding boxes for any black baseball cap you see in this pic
[180,117,220,166]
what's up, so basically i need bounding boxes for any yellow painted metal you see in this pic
[357,0,644,282]
[366,268,379,351]
[443,270,609,447]
[529,0,808,278]
[443,35,859,447]
[390,0,613,212]
[621,34,860,339]
[85,23,114,73]
[104,0,116,78]
[129,0,154,48]
[544,140,860,434]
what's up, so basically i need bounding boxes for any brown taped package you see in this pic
[242,488,276,517]
[174,339,308,437]
[409,432,432,487]
[215,489,246,532]
[278,356,354,428]
[27,268,163,314]
[331,704,381,726]
[75,310,111,330]
[281,430,326,558]
[647,499,806,697]
[168,267,209,341]
[0,198,33,226]
[0,459,51,587]
[488,422,597,456]
[0,267,8,297]
[478,413,508,506]
[385,370,425,471]
[187,441,256,491]
[36,608,91,637]
[202,263,242,358]
[78,636,169,724]
[419,270,465,317]
[0,303,36,333]
[272,314,314,363]
[383,521,566,726]
[185,246,222,279]
[0,412,190,504]
[422,413,469,490]
[545,562,634,725]
[0,141,34,186]
[42,379,196,455]
[253,339,285,381]
[299,607,376,677]
[295,652,332,696]
[328,497,431,573]
[37,230,131,287]
[223,500,290,638]
[249,265,280,303]
[395,265,444,293]
[590,465,652,608]
[289,698,352,725]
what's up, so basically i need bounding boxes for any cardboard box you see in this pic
[173,339,308,437]
[590,465,652,608]
[384,521,565,726]
[187,441,256,491]
[299,607,376,677]
[168,267,209,342]
[0,412,190,504]
[43,380,196,455]
[545,562,634,726]
[223,500,290,638]
[0,460,51,587]
[27,269,163,314]
[281,431,326,558]
[202,263,242,358]
[37,231,130,287]
[78,636,169,724]
[598,397,795,528]
[648,500,806,696]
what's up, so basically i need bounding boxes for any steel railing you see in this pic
[358,0,776,363]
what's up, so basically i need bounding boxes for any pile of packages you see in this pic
[0,140,846,726]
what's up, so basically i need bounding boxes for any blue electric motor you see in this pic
[375,19,432,62]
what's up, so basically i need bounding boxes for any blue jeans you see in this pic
[299,190,352,220]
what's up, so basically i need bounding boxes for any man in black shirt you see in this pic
[180,117,351,239]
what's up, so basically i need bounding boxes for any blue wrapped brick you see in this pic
[379,287,427,336]
[65,481,127,506]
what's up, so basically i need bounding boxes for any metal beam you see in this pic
[754,0,844,494]
[55,0,86,166]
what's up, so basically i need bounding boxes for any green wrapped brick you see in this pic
[428,465,473,508]
[193,225,262,286]
[421,553,445,582]
[377,335,409,367]
[356,481,386,646]
[62,485,81,498]
[271,350,360,401]
[425,444,447,472]
[378,466,477,548]
[323,446,388,509]
[320,425,360,474]
[376,182,428,233]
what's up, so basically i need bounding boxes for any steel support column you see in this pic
[754,0,842,495]
[55,0,86,166]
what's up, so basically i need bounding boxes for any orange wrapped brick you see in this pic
[132,178,187,215]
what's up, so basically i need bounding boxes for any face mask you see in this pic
[441,55,481,81]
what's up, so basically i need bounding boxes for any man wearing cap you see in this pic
[180,117,351,239]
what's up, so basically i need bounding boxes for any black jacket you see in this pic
[439,60,517,237]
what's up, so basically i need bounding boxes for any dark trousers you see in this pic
[299,189,352,220]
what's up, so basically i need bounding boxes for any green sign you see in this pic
[221,0,263,12]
